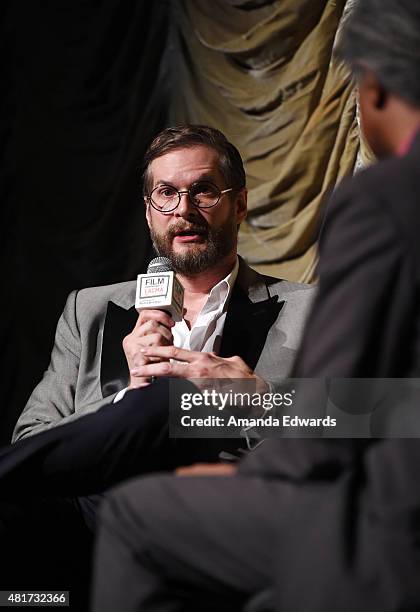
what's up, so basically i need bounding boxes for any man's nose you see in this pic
[174,191,198,218]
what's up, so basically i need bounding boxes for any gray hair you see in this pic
[337,0,420,107]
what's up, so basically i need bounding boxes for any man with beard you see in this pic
[0,125,314,603]
[13,124,315,448]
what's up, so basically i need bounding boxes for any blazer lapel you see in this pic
[101,301,138,397]
[220,260,285,369]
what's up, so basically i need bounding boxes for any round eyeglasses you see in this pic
[146,181,233,213]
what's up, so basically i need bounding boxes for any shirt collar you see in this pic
[204,256,239,314]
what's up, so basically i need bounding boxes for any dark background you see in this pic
[1,1,172,442]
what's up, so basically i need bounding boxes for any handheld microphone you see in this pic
[135,257,184,321]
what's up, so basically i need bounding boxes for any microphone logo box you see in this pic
[136,272,184,320]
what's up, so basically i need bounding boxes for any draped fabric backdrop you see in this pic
[0,0,359,442]
[171,0,359,281]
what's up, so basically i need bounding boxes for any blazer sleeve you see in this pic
[12,291,115,442]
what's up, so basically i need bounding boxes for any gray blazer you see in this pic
[13,259,316,441]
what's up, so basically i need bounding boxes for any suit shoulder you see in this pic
[263,277,317,312]
[325,154,420,263]
[264,276,316,296]
[331,153,417,210]
[68,280,136,314]
[76,280,136,298]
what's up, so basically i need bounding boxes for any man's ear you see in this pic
[235,188,248,224]
[362,69,388,110]
[375,83,387,110]
[144,198,152,227]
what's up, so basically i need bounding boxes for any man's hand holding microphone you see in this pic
[122,256,182,389]
[123,309,175,389]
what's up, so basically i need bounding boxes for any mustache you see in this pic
[167,222,209,239]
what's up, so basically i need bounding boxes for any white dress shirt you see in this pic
[172,257,239,353]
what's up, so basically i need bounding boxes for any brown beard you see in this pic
[149,218,237,275]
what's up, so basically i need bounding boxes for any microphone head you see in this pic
[147,256,173,274]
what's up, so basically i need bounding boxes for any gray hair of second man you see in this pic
[142,125,246,197]
[337,0,420,107]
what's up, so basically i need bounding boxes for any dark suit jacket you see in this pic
[240,132,420,475]
[240,135,420,611]
[295,133,420,378]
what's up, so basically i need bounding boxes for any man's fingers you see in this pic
[136,332,173,347]
[131,348,257,382]
[128,377,151,389]
[130,361,185,378]
[131,354,165,368]
[135,309,174,330]
[175,463,237,477]
[140,345,201,362]
[136,320,174,342]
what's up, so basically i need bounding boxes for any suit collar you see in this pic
[109,282,136,310]
[101,301,137,397]
[219,260,284,367]
[235,255,272,303]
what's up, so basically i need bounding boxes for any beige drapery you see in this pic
[171,0,359,282]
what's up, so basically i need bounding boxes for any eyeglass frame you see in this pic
[145,181,235,214]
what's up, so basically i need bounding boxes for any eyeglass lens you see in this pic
[151,181,221,211]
